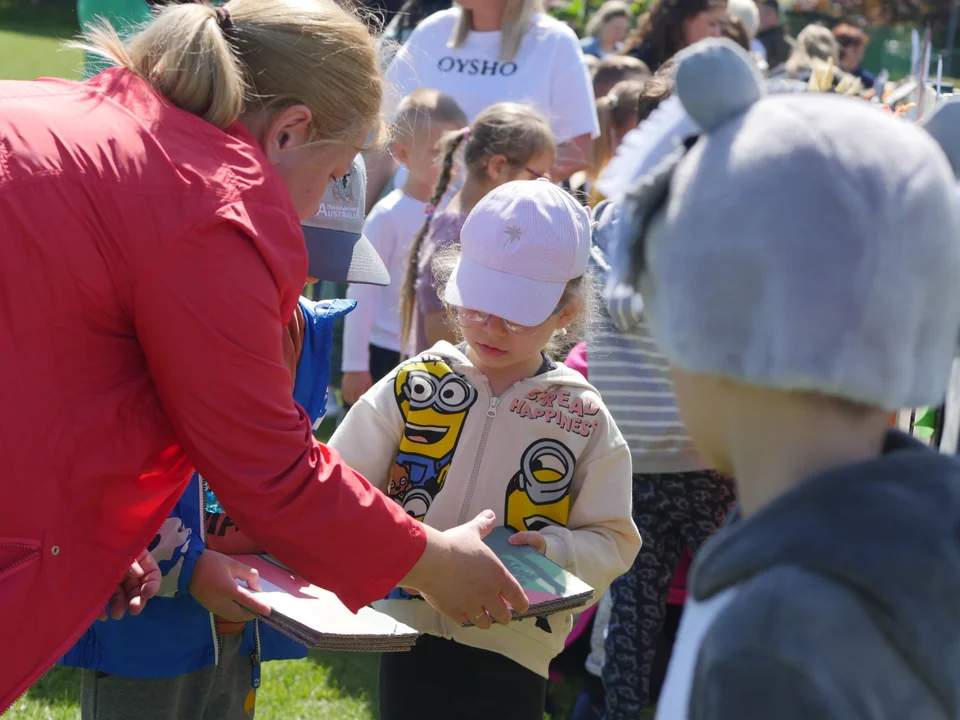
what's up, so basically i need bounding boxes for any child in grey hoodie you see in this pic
[605,38,960,718]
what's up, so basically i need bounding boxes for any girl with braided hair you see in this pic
[340,89,468,407]
[399,102,555,356]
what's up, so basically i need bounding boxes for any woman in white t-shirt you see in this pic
[366,0,599,209]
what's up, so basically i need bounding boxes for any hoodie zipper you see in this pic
[429,353,568,635]
[434,375,534,635]
[199,478,221,667]
[456,377,503,526]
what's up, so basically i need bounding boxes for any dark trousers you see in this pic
[379,634,547,720]
[369,344,400,384]
[603,471,737,719]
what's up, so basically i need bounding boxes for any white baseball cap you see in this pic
[444,179,591,326]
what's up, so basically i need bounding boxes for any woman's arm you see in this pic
[553,133,593,182]
[133,222,426,611]
[549,26,601,180]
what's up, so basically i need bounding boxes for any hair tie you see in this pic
[461,127,471,141]
[424,204,436,219]
[215,5,233,31]
[605,92,619,109]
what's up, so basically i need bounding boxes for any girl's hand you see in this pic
[509,531,546,555]
[188,551,272,623]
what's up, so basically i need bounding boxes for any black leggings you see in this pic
[379,635,547,720]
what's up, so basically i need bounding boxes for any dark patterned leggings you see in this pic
[603,471,737,719]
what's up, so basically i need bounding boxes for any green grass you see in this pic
[0,29,83,80]
[6,651,380,720]
[0,0,82,81]
[8,653,585,719]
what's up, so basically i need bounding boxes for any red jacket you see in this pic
[0,70,426,710]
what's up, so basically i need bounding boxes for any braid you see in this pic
[399,128,468,354]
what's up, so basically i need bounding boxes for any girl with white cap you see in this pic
[330,179,640,720]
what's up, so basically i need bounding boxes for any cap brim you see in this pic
[443,257,567,327]
[302,226,391,286]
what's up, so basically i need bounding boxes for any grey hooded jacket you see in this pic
[674,431,960,719]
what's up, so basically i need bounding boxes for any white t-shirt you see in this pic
[655,587,739,720]
[342,189,427,371]
[385,9,600,145]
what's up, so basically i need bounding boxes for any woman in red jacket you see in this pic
[0,0,527,710]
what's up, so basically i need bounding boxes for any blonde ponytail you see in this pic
[589,79,644,184]
[82,3,245,128]
[77,0,385,144]
[590,94,616,185]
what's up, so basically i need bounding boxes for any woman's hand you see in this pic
[188,551,272,623]
[508,530,546,555]
[98,548,162,621]
[399,511,529,630]
[341,371,374,407]
[552,134,592,181]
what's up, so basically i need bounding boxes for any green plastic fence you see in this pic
[77,0,151,77]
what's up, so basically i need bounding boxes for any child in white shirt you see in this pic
[341,89,468,405]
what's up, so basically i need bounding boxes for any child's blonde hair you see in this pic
[392,88,469,145]
[398,102,556,350]
[451,0,544,63]
[77,0,386,147]
[590,79,645,184]
[432,245,599,360]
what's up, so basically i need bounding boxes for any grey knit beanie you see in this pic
[625,39,960,410]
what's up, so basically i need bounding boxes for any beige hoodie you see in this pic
[329,342,640,677]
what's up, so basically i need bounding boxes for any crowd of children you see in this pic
[341,88,468,406]
[50,2,960,720]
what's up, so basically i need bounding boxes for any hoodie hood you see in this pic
[692,431,960,709]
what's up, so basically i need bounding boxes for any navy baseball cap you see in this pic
[301,155,391,286]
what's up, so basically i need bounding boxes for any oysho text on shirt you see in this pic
[437,57,519,77]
